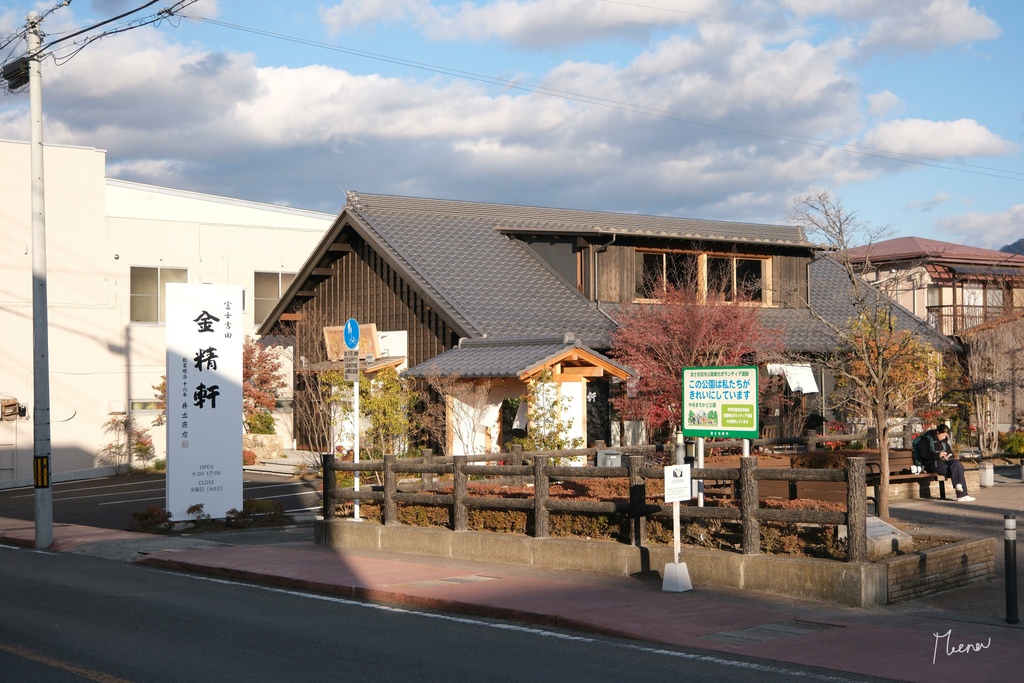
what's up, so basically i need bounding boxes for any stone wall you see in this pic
[883,536,995,602]
[242,433,283,460]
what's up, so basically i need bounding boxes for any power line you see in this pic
[179,12,1024,184]
[1,0,197,92]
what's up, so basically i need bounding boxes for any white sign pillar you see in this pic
[343,318,361,521]
[165,284,243,520]
[663,464,693,593]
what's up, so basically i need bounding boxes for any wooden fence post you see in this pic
[452,455,468,532]
[533,455,550,538]
[845,456,867,563]
[740,457,760,554]
[510,444,524,487]
[628,454,647,547]
[383,452,398,526]
[420,447,434,490]
[867,427,879,449]
[322,453,335,520]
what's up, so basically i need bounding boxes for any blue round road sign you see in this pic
[344,318,360,349]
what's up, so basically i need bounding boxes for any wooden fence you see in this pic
[322,445,869,563]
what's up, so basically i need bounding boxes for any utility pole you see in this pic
[27,10,54,549]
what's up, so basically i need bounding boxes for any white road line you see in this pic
[170,573,860,682]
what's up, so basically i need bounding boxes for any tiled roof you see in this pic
[342,192,811,348]
[848,236,1024,266]
[403,334,632,379]
[771,256,951,353]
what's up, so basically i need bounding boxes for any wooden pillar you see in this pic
[533,456,550,538]
[383,452,398,526]
[510,444,524,487]
[845,456,868,563]
[740,457,760,555]
[452,455,468,532]
[628,454,647,547]
[322,453,335,520]
[420,447,434,490]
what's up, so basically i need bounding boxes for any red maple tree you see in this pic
[609,284,783,434]
[242,336,287,431]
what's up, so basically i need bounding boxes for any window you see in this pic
[254,271,295,324]
[635,252,696,298]
[635,250,767,304]
[130,267,187,323]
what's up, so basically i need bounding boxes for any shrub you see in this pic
[245,410,276,435]
[130,505,172,532]
[226,498,285,528]
[242,449,257,466]
[1000,431,1024,456]
[187,503,212,527]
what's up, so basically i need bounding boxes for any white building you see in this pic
[0,139,334,488]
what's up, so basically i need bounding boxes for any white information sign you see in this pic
[664,464,693,503]
[165,284,243,520]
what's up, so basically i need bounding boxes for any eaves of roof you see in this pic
[403,333,633,380]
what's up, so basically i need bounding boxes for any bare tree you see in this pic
[291,309,351,457]
[960,315,1024,453]
[790,190,941,517]
[420,371,495,456]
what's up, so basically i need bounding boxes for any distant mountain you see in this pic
[1000,238,1024,255]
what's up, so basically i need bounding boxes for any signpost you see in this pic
[165,284,243,521]
[662,463,694,592]
[682,365,759,507]
[345,318,361,520]
[681,366,759,440]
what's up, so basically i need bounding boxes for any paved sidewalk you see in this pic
[2,466,1023,682]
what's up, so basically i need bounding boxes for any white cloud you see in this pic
[863,119,1014,158]
[782,0,1000,48]
[320,0,428,33]
[320,0,712,46]
[2,2,1011,223]
[867,90,899,117]
[903,192,950,212]
[936,205,1024,249]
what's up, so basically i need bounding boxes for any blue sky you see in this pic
[1,0,1022,249]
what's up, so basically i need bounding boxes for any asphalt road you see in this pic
[0,546,883,683]
[0,472,323,530]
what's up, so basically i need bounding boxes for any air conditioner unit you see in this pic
[1,399,20,421]
[596,449,622,468]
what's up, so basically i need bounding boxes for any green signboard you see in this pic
[681,366,759,439]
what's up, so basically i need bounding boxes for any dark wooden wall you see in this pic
[296,231,459,368]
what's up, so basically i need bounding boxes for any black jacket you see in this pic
[914,429,953,467]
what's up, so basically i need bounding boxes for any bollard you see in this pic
[979,461,994,488]
[1007,513,1019,625]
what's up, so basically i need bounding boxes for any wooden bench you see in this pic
[863,450,947,511]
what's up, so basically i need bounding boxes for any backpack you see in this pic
[911,434,928,468]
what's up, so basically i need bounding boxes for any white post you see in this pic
[673,500,681,564]
[742,438,750,457]
[353,379,360,520]
[697,436,705,507]
[27,11,53,549]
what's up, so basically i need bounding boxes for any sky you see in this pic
[1,0,1022,249]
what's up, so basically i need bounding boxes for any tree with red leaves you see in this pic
[243,336,287,433]
[609,284,783,435]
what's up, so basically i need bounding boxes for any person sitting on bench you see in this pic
[917,424,974,502]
